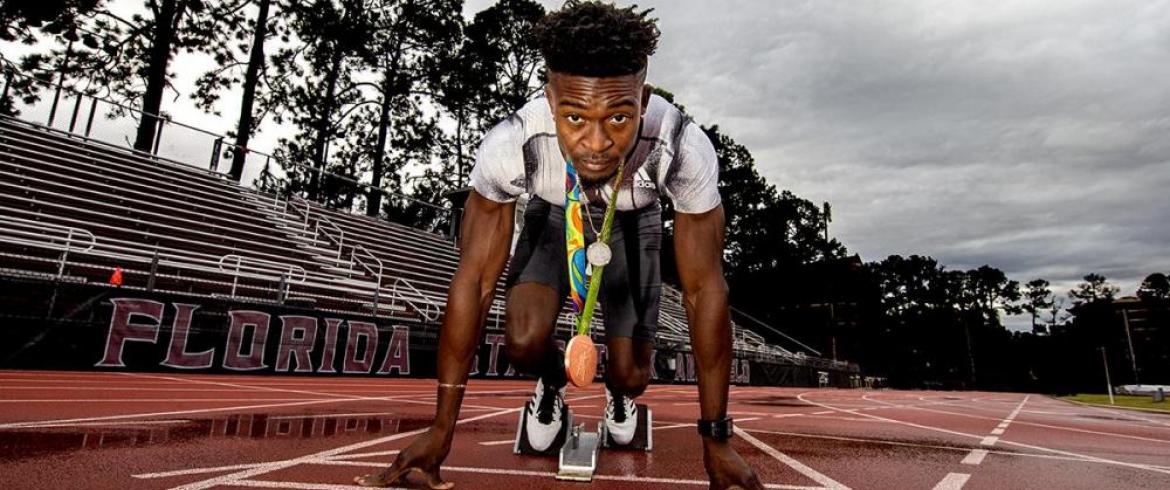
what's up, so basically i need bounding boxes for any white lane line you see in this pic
[744,428,1170,470]
[1062,398,1170,429]
[162,391,608,489]
[1003,396,1029,422]
[798,392,1170,476]
[892,400,1170,443]
[135,462,284,479]
[328,450,401,460]
[269,412,399,420]
[136,462,278,479]
[976,396,1024,452]
[0,398,335,403]
[130,450,403,479]
[931,472,970,490]
[0,398,358,429]
[0,386,312,392]
[153,407,522,489]
[727,411,775,417]
[477,439,514,446]
[313,461,816,489]
[232,479,404,490]
[119,372,354,400]
[961,450,988,465]
[653,422,693,430]
[122,372,510,411]
[734,427,851,490]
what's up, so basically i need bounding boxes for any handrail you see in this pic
[217,254,306,283]
[289,196,425,318]
[349,243,384,312]
[390,277,441,322]
[0,215,96,252]
[218,253,306,300]
[0,215,95,278]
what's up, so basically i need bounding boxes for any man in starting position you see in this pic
[356,2,761,488]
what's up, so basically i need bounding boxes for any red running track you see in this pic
[1,370,1168,489]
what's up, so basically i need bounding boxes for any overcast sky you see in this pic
[6,1,1168,330]
[469,0,1168,330]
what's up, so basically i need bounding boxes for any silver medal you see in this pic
[587,242,612,266]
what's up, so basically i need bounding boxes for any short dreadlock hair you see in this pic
[534,1,660,78]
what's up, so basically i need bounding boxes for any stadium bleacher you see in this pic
[0,111,852,371]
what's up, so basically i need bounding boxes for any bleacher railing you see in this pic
[389,277,441,323]
[287,195,443,321]
[0,215,94,278]
[217,254,306,299]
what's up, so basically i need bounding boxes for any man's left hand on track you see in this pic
[703,440,764,490]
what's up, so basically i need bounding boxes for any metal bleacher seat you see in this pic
[0,112,801,364]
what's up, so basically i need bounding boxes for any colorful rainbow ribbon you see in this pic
[564,160,625,336]
[564,162,588,318]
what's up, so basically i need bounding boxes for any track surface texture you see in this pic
[1,370,1168,489]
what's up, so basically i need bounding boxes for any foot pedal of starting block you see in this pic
[513,402,572,456]
[603,403,652,451]
[556,422,602,482]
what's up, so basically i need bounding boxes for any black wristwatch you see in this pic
[697,417,735,441]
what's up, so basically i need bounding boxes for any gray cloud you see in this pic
[616,0,1169,328]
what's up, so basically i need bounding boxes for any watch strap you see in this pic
[697,417,735,441]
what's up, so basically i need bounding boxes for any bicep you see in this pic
[456,191,516,286]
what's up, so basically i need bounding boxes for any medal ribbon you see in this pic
[564,159,626,336]
[564,162,588,317]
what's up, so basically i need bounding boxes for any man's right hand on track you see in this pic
[353,426,454,489]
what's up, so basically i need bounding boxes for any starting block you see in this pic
[602,403,652,451]
[513,401,572,456]
[512,401,654,483]
[557,422,603,482]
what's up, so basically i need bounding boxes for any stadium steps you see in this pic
[0,114,796,354]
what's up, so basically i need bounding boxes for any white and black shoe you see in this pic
[524,377,567,451]
[604,386,638,446]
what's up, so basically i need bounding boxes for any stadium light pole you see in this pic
[1100,346,1115,405]
[1120,308,1140,384]
[821,202,836,360]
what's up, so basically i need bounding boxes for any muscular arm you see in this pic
[674,204,732,432]
[431,191,515,435]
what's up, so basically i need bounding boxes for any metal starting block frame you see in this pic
[513,401,654,482]
[557,422,603,482]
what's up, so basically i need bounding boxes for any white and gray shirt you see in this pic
[470,94,721,214]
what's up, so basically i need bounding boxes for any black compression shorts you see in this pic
[505,196,662,341]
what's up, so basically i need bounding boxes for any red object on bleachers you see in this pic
[109,267,123,286]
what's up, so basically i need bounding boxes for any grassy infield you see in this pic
[1061,394,1170,412]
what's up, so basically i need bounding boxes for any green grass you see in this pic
[1061,394,1170,412]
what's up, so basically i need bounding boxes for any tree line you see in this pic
[3,0,544,229]
[3,1,1165,393]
